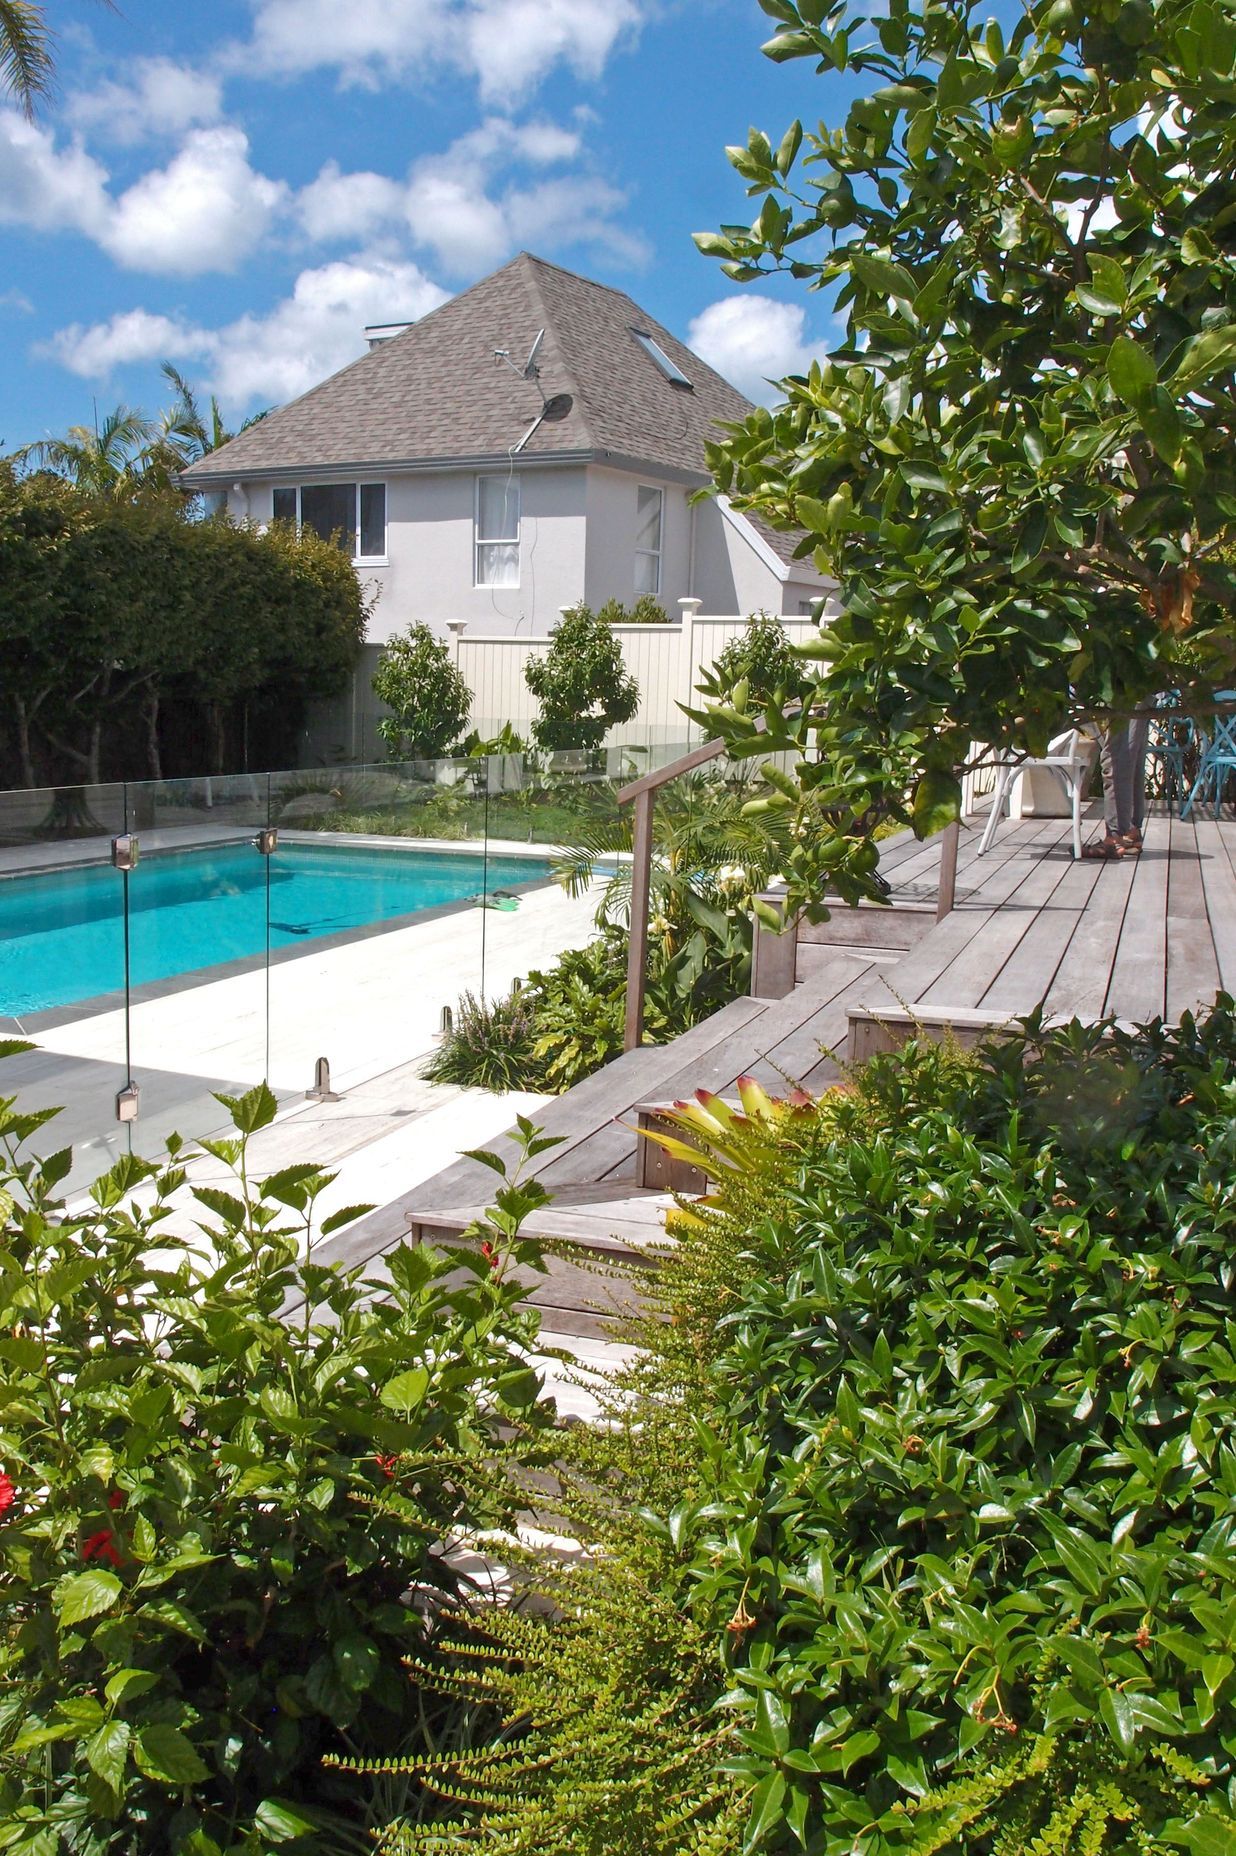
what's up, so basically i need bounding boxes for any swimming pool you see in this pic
[0,840,554,1017]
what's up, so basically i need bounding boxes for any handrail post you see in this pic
[624,787,655,1050]
[936,817,960,920]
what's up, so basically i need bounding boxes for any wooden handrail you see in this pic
[616,718,961,1050]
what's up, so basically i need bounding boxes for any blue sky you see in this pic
[0,0,858,448]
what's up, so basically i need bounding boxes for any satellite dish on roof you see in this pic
[514,392,574,454]
[494,329,545,382]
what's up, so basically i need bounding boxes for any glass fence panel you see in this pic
[265,759,491,1133]
[0,780,133,1193]
[122,773,272,1165]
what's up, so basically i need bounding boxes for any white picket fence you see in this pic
[451,601,820,749]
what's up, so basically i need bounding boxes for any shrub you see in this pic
[597,595,670,626]
[524,605,639,751]
[0,1063,552,1854]
[422,988,542,1092]
[662,1011,1236,1852]
[698,612,814,712]
[371,622,471,761]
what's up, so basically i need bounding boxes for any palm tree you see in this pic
[157,362,232,466]
[0,1,52,116]
[14,405,162,498]
[1,1,116,117]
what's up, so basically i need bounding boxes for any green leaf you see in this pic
[743,1772,787,1852]
[215,1082,279,1135]
[1108,337,1157,403]
[319,1202,376,1236]
[1171,325,1236,388]
[254,1800,322,1842]
[1178,1815,1236,1856]
[104,1668,159,1706]
[54,1569,122,1628]
[1099,1687,1136,1753]
[912,768,961,837]
[84,1720,130,1792]
[133,1723,209,1786]
[381,1366,430,1412]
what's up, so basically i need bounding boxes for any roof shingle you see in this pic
[182,253,756,484]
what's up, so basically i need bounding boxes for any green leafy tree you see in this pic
[524,603,640,751]
[694,0,1236,919]
[13,405,169,503]
[371,622,472,760]
[700,611,813,710]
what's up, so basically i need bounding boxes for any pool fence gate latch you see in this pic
[115,1081,140,1123]
[111,835,139,872]
[255,827,279,856]
[436,1005,453,1040]
[306,1056,341,1102]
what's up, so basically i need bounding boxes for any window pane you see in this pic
[635,485,662,553]
[634,552,660,596]
[272,487,296,525]
[478,475,519,541]
[300,483,356,555]
[359,483,386,557]
[478,541,519,587]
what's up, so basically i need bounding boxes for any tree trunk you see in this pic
[146,692,163,781]
[13,697,36,789]
[212,704,227,773]
[86,719,102,787]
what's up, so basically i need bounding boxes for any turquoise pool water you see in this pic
[0,840,553,1017]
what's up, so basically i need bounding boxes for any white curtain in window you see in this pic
[635,485,662,595]
[476,476,520,587]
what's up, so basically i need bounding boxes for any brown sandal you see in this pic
[1081,836,1127,860]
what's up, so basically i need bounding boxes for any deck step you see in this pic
[846,1001,1017,1063]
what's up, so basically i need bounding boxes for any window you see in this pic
[269,483,386,562]
[634,485,663,596]
[475,475,520,588]
[631,328,693,389]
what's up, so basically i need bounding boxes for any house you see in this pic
[179,253,833,643]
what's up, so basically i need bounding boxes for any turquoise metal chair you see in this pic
[1146,698,1196,814]
[1181,692,1236,820]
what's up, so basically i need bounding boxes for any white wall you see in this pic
[230,463,831,641]
[231,467,590,644]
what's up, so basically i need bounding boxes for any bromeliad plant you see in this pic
[0,1053,554,1856]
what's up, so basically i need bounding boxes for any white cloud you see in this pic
[687,297,825,404]
[0,111,282,277]
[206,255,447,405]
[296,161,406,243]
[238,0,643,104]
[464,0,641,106]
[0,288,34,314]
[0,109,111,241]
[41,308,208,377]
[43,254,449,411]
[294,115,641,275]
[68,57,224,146]
[101,127,287,275]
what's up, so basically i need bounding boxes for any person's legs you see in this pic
[1127,709,1151,835]
[1102,724,1135,838]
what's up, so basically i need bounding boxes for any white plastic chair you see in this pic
[977,729,1096,860]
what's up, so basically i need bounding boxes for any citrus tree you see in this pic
[693,0,1236,918]
[371,622,472,760]
[524,603,640,751]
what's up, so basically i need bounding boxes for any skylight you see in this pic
[631,328,693,389]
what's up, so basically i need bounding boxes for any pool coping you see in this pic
[1,836,572,1035]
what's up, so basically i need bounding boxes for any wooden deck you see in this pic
[315,799,1236,1335]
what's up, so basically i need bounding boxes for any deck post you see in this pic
[624,787,655,1050]
[936,817,960,920]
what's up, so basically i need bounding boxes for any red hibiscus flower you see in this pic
[81,1529,123,1567]
[107,1489,126,1510]
[375,1453,398,1480]
[0,1473,15,1516]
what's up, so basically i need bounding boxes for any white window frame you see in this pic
[474,474,521,589]
[271,482,388,565]
[634,484,663,597]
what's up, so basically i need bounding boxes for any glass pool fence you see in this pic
[0,745,692,1192]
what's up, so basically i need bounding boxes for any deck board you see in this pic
[1102,813,1170,1023]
